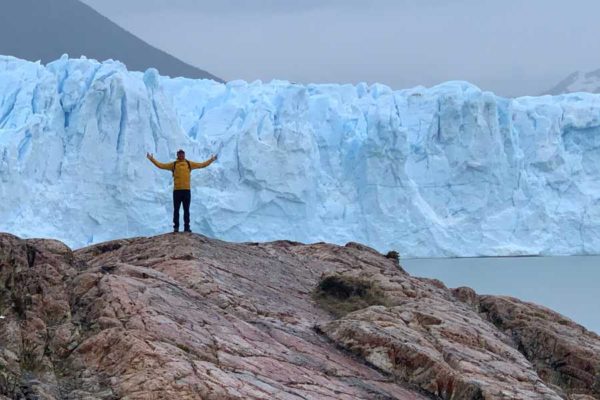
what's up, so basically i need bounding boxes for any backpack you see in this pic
[172,160,191,176]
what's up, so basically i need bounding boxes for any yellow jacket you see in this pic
[150,157,214,190]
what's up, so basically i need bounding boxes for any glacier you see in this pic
[1,55,599,257]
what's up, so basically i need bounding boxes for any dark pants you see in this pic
[173,190,191,230]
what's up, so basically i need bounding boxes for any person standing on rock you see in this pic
[147,149,217,233]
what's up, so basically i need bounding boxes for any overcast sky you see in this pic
[81,0,600,97]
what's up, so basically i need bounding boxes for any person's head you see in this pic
[177,149,185,160]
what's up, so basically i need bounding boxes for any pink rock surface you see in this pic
[459,289,600,398]
[0,232,598,399]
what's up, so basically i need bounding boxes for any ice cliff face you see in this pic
[1,55,599,257]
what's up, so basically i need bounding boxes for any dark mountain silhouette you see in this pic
[0,0,222,81]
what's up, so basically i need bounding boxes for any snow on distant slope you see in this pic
[544,69,600,95]
[1,55,600,257]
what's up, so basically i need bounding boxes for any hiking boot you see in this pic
[173,228,179,233]
[184,228,192,233]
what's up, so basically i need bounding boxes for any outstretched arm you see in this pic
[189,154,218,170]
[146,152,174,170]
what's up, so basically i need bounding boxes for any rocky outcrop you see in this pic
[316,276,569,398]
[0,235,78,399]
[453,287,600,398]
[0,232,598,399]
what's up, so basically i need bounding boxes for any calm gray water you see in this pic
[402,256,600,334]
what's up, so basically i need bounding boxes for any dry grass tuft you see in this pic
[313,275,391,318]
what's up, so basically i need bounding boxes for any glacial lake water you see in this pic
[401,255,600,334]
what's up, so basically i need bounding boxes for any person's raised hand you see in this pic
[211,154,218,162]
[146,152,153,160]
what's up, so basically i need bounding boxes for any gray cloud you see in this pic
[81,0,600,97]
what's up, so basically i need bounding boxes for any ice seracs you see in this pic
[1,55,600,257]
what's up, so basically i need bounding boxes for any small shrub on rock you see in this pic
[313,275,391,318]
